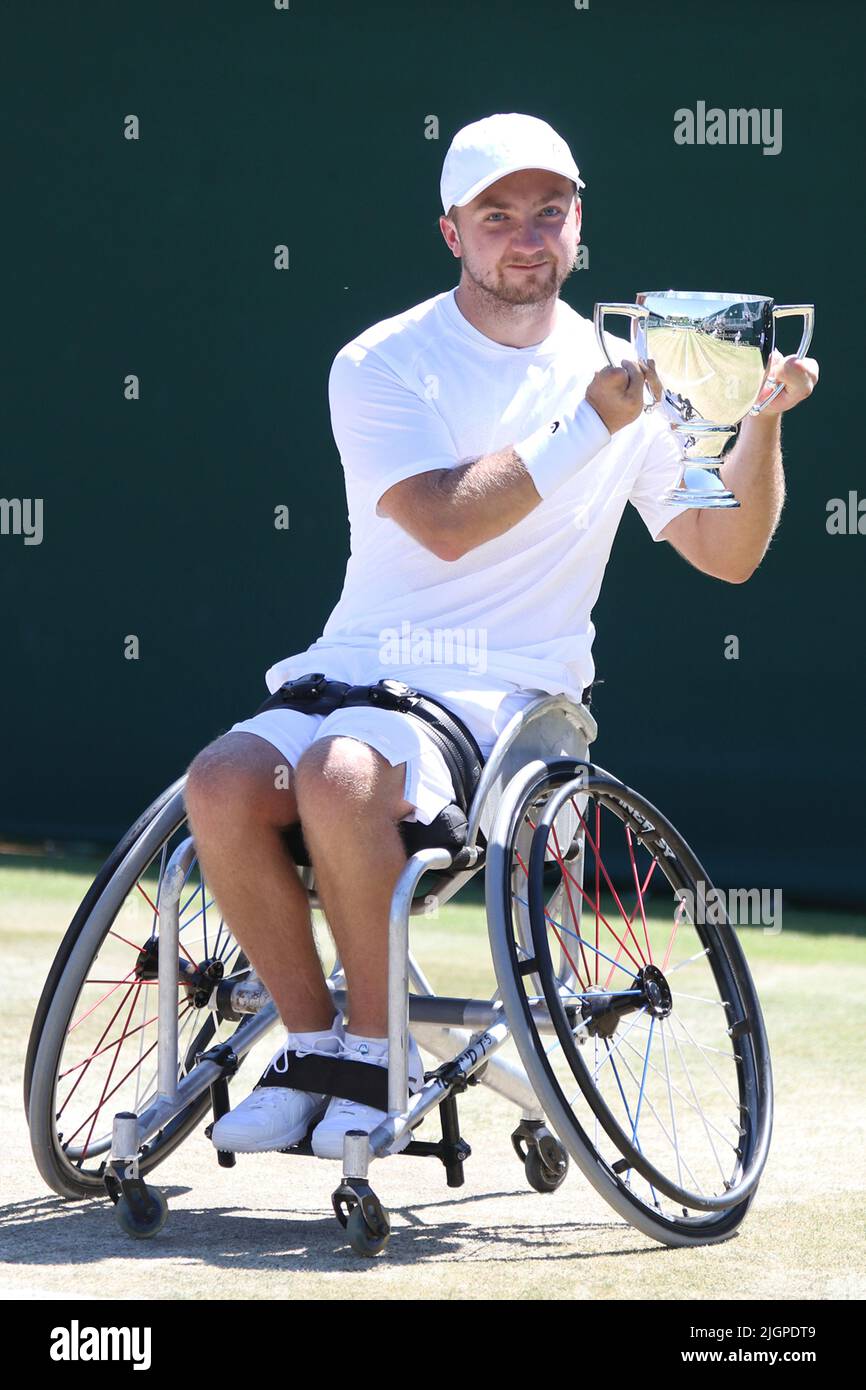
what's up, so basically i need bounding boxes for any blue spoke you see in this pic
[514,892,638,979]
[220,942,243,971]
[199,882,208,958]
[178,896,216,936]
[605,1041,659,1204]
[212,914,227,958]
[631,1014,655,1144]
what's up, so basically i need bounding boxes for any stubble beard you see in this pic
[461,242,580,310]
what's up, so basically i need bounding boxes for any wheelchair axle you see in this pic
[577,964,673,1040]
[134,936,226,1010]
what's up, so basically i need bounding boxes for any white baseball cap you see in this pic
[440,112,585,215]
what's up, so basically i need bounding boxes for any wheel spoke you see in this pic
[513,891,641,980]
[668,1010,741,1109]
[78,983,145,1160]
[504,766,768,1230]
[667,1019,730,1186]
[626,826,653,965]
[549,820,593,986]
[58,980,139,1119]
[607,1033,705,1194]
[574,807,648,966]
[667,947,711,975]
[618,1029,741,1148]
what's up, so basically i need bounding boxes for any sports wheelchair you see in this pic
[25,681,773,1256]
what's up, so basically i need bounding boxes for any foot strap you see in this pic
[256,1053,390,1110]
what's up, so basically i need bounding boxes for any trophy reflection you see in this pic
[594,292,814,508]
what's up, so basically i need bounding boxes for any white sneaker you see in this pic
[310,1032,425,1161]
[211,1019,344,1154]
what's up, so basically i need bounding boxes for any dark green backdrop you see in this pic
[2,0,863,903]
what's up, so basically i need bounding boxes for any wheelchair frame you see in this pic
[27,691,772,1255]
[106,694,597,1250]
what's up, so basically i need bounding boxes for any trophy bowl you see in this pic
[594,292,815,507]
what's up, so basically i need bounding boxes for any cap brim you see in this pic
[450,161,585,211]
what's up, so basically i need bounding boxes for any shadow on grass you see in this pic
[0,1186,680,1272]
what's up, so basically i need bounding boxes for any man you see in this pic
[184,112,818,1160]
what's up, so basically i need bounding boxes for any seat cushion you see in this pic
[281,801,469,868]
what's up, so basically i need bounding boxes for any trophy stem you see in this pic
[664,458,740,509]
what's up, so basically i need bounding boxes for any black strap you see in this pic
[255,1053,392,1109]
[252,674,485,814]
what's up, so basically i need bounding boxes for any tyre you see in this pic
[487,758,773,1247]
[113,1185,169,1240]
[26,779,259,1199]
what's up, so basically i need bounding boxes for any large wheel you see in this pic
[486,758,773,1247]
[26,779,261,1199]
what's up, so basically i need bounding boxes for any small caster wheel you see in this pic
[114,1185,169,1239]
[346,1201,390,1256]
[525,1144,568,1194]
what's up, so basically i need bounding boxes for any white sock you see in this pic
[344,1030,388,1056]
[286,1013,343,1049]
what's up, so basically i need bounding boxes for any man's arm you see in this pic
[378,360,647,561]
[377,446,541,561]
[658,350,819,583]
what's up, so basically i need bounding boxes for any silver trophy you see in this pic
[594,292,815,507]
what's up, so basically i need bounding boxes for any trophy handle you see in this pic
[750,304,815,415]
[593,303,649,367]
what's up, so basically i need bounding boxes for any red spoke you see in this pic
[63,1030,159,1151]
[83,979,159,986]
[603,858,659,988]
[57,980,139,1119]
[545,918,587,993]
[514,845,589,989]
[135,882,160,916]
[523,823,644,975]
[575,807,648,966]
[78,984,144,1160]
[59,1009,161,1080]
[133,883,199,968]
[63,1003,195,1155]
[108,928,149,953]
[594,801,600,984]
[111,922,198,967]
[549,820,591,987]
[662,895,689,972]
[68,966,140,1034]
[626,826,653,964]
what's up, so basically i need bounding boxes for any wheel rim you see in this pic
[45,815,249,1185]
[505,761,772,1229]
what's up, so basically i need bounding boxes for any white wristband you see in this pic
[516,399,611,500]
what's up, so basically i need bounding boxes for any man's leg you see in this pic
[292,735,415,1038]
[183,731,336,1031]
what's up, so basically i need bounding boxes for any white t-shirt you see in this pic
[264,287,685,750]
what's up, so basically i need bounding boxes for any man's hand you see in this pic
[585,358,660,434]
[751,348,820,415]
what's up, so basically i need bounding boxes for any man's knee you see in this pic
[184,732,299,829]
[294,736,412,822]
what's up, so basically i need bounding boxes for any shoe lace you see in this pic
[270,1033,340,1077]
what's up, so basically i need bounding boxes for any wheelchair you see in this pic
[24,687,773,1256]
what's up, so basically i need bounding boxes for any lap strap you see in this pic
[251,674,484,814]
[255,1052,392,1109]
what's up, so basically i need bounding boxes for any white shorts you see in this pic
[229,690,536,826]
[228,705,456,826]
